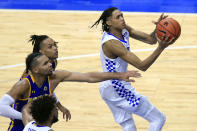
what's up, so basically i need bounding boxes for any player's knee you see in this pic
[153,112,166,128]
[159,112,166,125]
[119,119,137,131]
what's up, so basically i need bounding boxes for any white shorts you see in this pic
[100,82,154,124]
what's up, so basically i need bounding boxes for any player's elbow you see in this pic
[141,68,148,72]
[137,65,149,72]
[138,67,147,72]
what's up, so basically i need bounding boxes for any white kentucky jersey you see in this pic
[100,29,141,107]
[23,121,52,131]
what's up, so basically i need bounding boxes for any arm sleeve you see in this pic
[0,94,22,120]
[53,92,59,103]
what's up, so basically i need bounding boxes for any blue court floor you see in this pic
[0,0,196,13]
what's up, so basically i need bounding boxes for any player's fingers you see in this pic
[63,113,65,119]
[67,111,71,120]
[159,13,164,20]
[69,113,71,120]
[135,73,142,78]
[165,35,171,42]
[168,37,175,44]
[163,15,168,19]
[66,114,69,121]
[131,71,141,77]
[161,34,165,41]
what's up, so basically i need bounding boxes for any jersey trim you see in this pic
[30,74,35,83]
[18,78,31,101]
[107,32,127,43]
[8,120,14,131]
[48,76,52,95]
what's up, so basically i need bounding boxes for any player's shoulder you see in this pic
[104,39,124,47]
[101,32,118,44]
[15,78,30,88]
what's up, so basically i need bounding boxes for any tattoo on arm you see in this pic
[150,29,157,42]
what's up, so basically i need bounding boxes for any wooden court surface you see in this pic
[0,10,197,131]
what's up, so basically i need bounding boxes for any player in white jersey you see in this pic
[23,95,57,131]
[91,7,176,131]
[23,121,52,131]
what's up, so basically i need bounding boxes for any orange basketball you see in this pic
[156,18,181,41]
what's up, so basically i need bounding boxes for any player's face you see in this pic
[40,38,58,60]
[108,10,126,31]
[36,55,53,75]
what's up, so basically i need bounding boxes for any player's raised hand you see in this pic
[152,13,168,25]
[157,34,175,49]
[121,71,142,82]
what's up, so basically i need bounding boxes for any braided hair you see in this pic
[25,52,43,73]
[91,7,118,32]
[29,35,49,53]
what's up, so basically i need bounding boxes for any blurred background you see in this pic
[0,0,196,13]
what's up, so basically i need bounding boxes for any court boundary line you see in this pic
[0,9,197,16]
[0,45,197,70]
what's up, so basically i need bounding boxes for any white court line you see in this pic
[0,45,197,70]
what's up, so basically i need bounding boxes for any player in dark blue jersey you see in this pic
[20,35,71,126]
[8,73,52,131]
[0,52,141,131]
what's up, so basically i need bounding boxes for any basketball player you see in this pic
[91,7,176,131]
[22,95,58,131]
[21,35,71,123]
[0,52,141,131]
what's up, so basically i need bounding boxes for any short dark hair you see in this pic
[29,35,49,53]
[30,95,56,124]
[91,7,118,32]
[25,52,43,73]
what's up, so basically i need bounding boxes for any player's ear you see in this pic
[106,17,112,26]
[39,49,43,54]
[32,67,39,74]
[106,20,111,26]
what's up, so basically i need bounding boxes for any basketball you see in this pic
[156,18,181,41]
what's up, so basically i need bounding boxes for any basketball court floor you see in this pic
[0,1,197,131]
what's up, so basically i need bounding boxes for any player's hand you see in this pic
[152,13,168,25]
[58,104,71,121]
[157,34,175,49]
[150,13,167,45]
[121,71,142,82]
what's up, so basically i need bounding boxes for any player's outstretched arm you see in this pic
[54,70,141,83]
[126,13,168,45]
[126,25,157,44]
